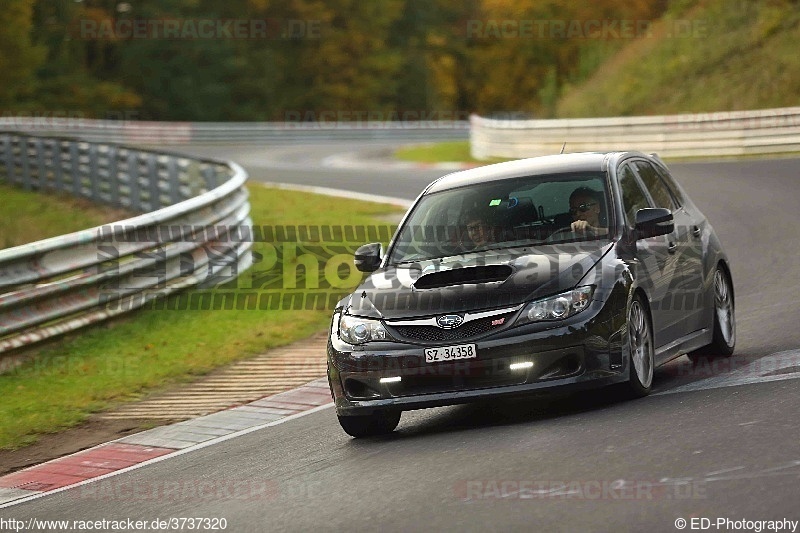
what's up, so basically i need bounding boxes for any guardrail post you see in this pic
[69,142,81,197]
[127,149,141,211]
[166,155,181,205]
[146,153,161,210]
[53,139,67,192]
[0,134,11,184]
[107,145,120,206]
[201,165,217,189]
[88,142,100,201]
[34,137,50,191]
[19,138,33,191]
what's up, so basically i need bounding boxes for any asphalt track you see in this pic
[5,142,800,532]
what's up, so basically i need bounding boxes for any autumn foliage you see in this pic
[2,0,668,120]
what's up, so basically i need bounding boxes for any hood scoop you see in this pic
[413,265,513,290]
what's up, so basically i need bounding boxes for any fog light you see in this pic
[380,376,402,384]
[509,361,534,370]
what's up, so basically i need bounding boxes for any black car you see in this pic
[327,152,735,437]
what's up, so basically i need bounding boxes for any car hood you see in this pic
[346,242,614,319]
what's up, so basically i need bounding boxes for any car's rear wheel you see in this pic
[337,410,401,438]
[688,267,735,363]
[625,295,654,397]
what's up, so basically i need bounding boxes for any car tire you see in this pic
[337,410,401,438]
[687,267,735,363]
[625,295,654,398]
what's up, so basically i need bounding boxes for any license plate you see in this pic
[424,344,477,363]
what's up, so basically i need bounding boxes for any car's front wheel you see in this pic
[625,295,654,398]
[688,267,735,363]
[337,410,401,438]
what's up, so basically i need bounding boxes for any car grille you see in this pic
[390,312,514,342]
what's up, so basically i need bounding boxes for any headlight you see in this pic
[516,286,595,325]
[338,314,388,344]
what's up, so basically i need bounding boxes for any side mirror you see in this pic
[635,208,674,239]
[354,243,382,272]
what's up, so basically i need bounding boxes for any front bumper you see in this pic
[327,297,628,416]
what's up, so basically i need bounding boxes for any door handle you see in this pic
[692,226,701,237]
[667,241,678,254]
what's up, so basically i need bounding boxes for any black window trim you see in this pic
[631,158,683,209]
[616,161,655,229]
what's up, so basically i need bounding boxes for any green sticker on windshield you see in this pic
[489,199,501,206]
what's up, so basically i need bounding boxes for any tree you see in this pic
[0,0,45,109]
[29,0,140,117]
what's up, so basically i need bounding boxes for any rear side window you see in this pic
[652,163,685,206]
[617,164,652,227]
[633,161,677,210]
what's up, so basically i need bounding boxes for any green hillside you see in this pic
[556,0,800,117]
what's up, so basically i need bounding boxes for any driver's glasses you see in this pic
[569,202,596,214]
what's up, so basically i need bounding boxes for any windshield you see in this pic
[389,172,611,264]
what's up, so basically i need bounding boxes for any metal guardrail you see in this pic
[470,107,800,159]
[0,118,470,145]
[0,132,252,354]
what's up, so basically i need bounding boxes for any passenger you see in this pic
[465,208,501,249]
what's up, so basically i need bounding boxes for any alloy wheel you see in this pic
[715,270,735,347]
[629,300,653,389]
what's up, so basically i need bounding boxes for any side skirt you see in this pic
[654,328,711,366]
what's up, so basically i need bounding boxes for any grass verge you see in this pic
[395,141,476,163]
[0,183,133,249]
[394,141,509,165]
[0,185,404,450]
[392,139,800,168]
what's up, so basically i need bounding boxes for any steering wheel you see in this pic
[545,225,596,243]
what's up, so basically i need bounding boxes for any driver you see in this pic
[569,187,608,236]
